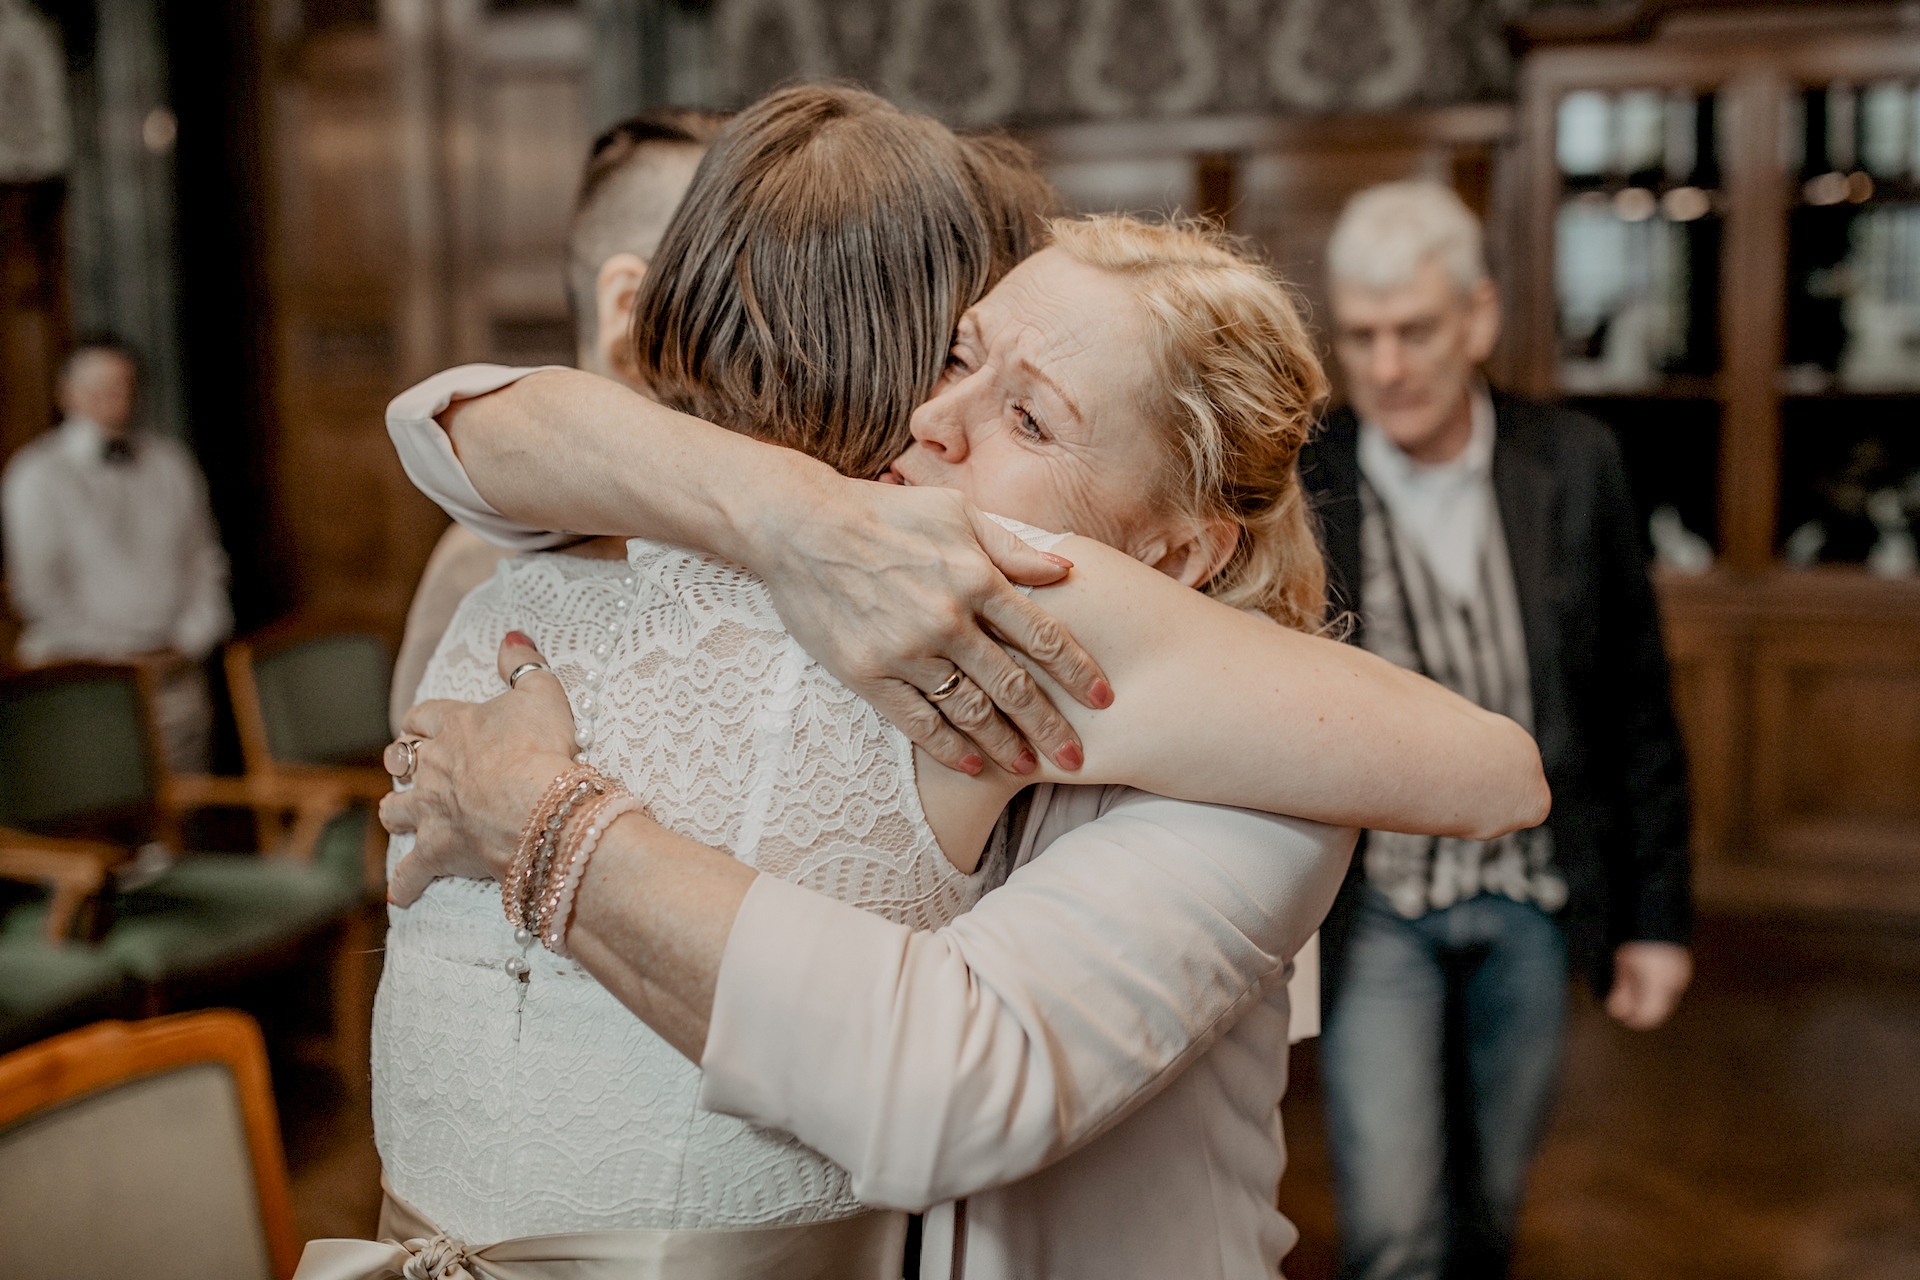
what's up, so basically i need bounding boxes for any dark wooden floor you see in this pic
[1278,910,1920,1280]
[286,909,1920,1275]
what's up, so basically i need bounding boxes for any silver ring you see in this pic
[507,661,552,690]
[383,738,419,783]
[925,669,966,704]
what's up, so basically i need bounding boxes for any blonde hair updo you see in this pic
[1046,215,1331,632]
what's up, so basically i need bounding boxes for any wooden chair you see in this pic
[226,618,394,801]
[0,1010,299,1280]
[0,662,370,1053]
[225,619,395,888]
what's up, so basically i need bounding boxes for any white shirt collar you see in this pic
[1356,386,1494,490]
[1357,385,1498,604]
[56,416,134,467]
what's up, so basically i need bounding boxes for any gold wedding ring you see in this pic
[925,670,966,703]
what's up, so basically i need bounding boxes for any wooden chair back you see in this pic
[0,1010,298,1280]
[225,616,394,779]
[0,661,166,848]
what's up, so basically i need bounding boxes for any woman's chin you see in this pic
[877,467,907,485]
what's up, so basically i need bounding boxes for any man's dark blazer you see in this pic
[1302,391,1693,1004]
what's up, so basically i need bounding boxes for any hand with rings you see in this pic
[380,630,584,905]
[910,660,1063,775]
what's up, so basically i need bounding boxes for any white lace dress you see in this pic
[370,538,995,1243]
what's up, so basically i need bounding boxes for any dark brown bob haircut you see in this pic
[630,84,1053,479]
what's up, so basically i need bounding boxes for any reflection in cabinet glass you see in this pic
[1785,83,1920,393]
[1554,89,1722,392]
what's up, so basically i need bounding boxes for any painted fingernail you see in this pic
[1089,679,1114,709]
[1056,741,1084,771]
[960,754,985,776]
[1013,749,1037,775]
[386,891,396,906]
[1041,552,1074,570]
[505,630,535,648]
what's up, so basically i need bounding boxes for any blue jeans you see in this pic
[1321,888,1567,1280]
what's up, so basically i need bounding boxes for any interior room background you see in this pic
[4,0,1919,939]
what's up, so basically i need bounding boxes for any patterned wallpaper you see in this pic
[711,0,1586,125]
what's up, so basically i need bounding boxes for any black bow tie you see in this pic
[101,437,135,466]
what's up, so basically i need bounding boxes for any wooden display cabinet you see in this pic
[1508,4,1920,914]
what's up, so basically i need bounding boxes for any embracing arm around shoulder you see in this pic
[920,535,1551,845]
[390,367,1547,838]
[388,366,1109,776]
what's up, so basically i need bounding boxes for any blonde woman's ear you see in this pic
[593,253,650,388]
[1147,517,1240,591]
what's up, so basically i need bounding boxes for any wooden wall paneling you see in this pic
[269,25,434,630]
[1715,67,1789,574]
[1027,108,1513,391]
[1752,614,1920,871]
[445,6,590,369]
[1655,577,1748,870]
[261,3,592,632]
[389,0,453,388]
[0,180,68,466]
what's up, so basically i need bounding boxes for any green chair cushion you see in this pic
[0,671,153,834]
[0,940,128,1022]
[0,937,131,1053]
[0,811,368,986]
[254,635,393,768]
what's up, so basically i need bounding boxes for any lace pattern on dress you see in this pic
[372,537,1006,1242]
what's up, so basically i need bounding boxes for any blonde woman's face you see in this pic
[886,249,1173,556]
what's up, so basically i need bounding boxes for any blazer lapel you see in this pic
[1490,396,1560,704]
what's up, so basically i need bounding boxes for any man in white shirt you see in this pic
[387,111,716,731]
[3,337,231,769]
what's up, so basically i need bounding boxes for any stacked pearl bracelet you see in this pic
[538,792,642,958]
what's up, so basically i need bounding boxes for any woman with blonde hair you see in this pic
[335,87,1546,1280]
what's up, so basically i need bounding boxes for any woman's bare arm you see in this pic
[919,535,1550,844]
[406,369,1544,839]
[400,368,1109,776]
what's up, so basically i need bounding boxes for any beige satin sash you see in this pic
[293,1182,907,1280]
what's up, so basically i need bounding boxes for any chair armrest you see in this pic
[164,774,355,864]
[272,763,393,804]
[0,829,119,943]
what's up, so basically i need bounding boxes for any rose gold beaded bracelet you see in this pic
[504,766,603,930]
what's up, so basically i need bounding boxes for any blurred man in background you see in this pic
[1302,180,1695,1280]
[389,110,720,730]
[3,336,232,771]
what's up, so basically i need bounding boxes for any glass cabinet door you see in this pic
[1554,87,1724,393]
[1778,80,1920,569]
[1550,85,1726,556]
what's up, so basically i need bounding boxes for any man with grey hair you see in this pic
[1302,179,1694,1279]
[390,111,718,730]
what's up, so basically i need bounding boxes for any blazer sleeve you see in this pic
[385,364,575,551]
[1589,427,1694,945]
[697,794,1355,1210]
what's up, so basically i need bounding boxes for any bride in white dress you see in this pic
[346,89,1545,1280]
